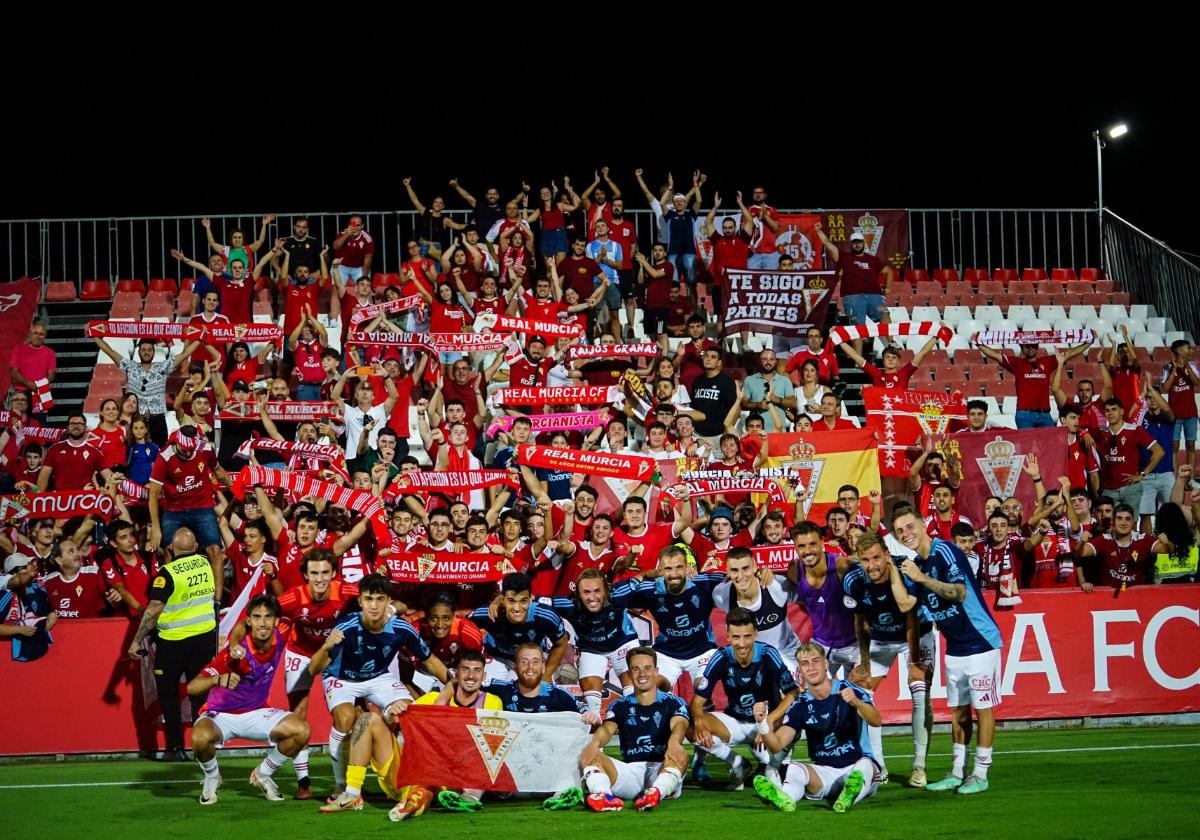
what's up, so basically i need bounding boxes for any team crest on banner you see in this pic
[466,714,521,783]
[975,437,1026,499]
[781,438,824,518]
[915,401,951,437]
[416,554,437,581]
[852,213,884,255]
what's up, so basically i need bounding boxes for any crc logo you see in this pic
[970,675,994,692]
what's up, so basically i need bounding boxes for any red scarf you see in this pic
[219,401,340,422]
[385,550,515,583]
[349,295,425,327]
[567,342,661,361]
[203,324,284,344]
[384,471,518,500]
[492,385,617,406]
[234,439,349,481]
[700,543,796,574]
[517,444,659,483]
[86,321,203,341]
[0,490,117,522]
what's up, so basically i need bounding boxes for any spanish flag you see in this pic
[764,429,881,524]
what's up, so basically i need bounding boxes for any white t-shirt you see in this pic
[344,403,389,457]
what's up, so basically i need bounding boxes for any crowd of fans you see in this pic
[3,169,1197,664]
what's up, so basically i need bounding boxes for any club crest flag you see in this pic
[933,428,1068,522]
[863,388,968,478]
[763,429,881,524]
[396,706,592,792]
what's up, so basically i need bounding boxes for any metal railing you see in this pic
[0,207,1110,291]
[1103,209,1200,342]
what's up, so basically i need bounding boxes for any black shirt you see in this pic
[690,371,738,437]
[283,236,322,275]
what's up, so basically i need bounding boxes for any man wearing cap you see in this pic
[662,176,703,286]
[813,223,895,358]
[147,426,234,604]
[976,338,1092,429]
[1,552,58,661]
[128,528,218,762]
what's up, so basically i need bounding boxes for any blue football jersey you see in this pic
[489,680,581,714]
[550,581,638,654]
[915,539,1002,656]
[627,575,722,658]
[694,642,798,722]
[469,602,567,662]
[783,679,875,768]
[323,614,432,681]
[605,690,689,763]
[841,564,933,643]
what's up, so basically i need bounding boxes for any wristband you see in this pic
[1031,476,1042,482]
[755,719,769,735]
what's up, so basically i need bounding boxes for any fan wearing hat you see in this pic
[0,552,58,661]
[812,221,896,358]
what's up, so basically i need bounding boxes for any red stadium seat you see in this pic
[913,282,942,302]
[933,268,961,285]
[976,280,1004,302]
[904,268,931,286]
[1036,281,1064,299]
[1050,268,1078,283]
[1079,267,1104,282]
[81,279,112,300]
[943,281,972,305]
[962,268,990,286]
[109,292,141,319]
[115,279,146,296]
[93,364,125,382]
[1083,292,1108,308]
[43,281,77,302]
[1094,279,1114,294]
[1065,281,1090,296]
[143,297,173,321]
[923,350,951,369]
[992,268,1019,286]
[148,278,178,294]
[253,299,274,320]
[1021,267,1049,283]
[1111,291,1131,306]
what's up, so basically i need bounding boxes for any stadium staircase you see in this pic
[39,297,112,425]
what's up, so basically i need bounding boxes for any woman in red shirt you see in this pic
[223,341,273,391]
[289,308,330,402]
[88,399,128,472]
[421,281,472,370]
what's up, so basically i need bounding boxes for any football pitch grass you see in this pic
[2,726,1196,839]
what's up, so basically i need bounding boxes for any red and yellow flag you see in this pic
[763,429,881,524]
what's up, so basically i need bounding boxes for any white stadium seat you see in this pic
[1037,305,1067,322]
[1052,318,1084,333]
[1144,317,1167,334]
[1134,332,1164,350]
[1069,304,1098,321]
[911,306,941,323]
[1007,305,1037,326]
[942,306,973,324]
[1129,304,1156,320]
[887,307,911,323]
[974,305,1004,323]
[1099,304,1128,321]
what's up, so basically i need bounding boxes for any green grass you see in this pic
[2,726,1197,839]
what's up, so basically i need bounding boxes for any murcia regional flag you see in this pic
[763,429,881,524]
[396,706,591,793]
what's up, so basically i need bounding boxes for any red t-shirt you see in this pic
[1087,533,1156,589]
[284,282,320,337]
[666,297,694,331]
[1111,362,1141,419]
[644,262,677,308]
[1066,436,1099,491]
[215,274,254,324]
[276,580,361,656]
[340,291,372,330]
[87,425,127,471]
[418,615,485,667]
[612,522,676,581]
[99,550,157,614]
[557,256,603,300]
[521,294,566,325]
[188,313,230,369]
[863,362,915,390]
[1000,354,1058,412]
[814,417,858,431]
[586,203,614,239]
[401,258,438,297]
[787,348,840,384]
[836,250,886,297]
[508,357,552,388]
[431,301,470,334]
[43,439,104,491]
[1027,528,1074,589]
[749,206,778,255]
[687,530,752,569]
[336,232,374,269]
[225,358,262,390]
[225,544,277,602]
[925,513,972,542]
[148,447,218,511]
[43,567,108,618]
[1092,423,1156,491]
[608,219,637,271]
[1164,363,1200,420]
[555,541,620,597]
[709,230,752,284]
[293,339,325,385]
[472,296,505,320]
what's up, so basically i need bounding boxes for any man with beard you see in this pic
[787,326,842,388]
[924,485,973,542]
[891,509,1002,795]
[690,608,798,790]
[742,349,796,433]
[470,572,569,683]
[451,179,513,235]
[254,489,371,593]
[37,413,106,491]
[814,224,894,355]
[909,438,959,517]
[977,337,1091,429]
[788,522,858,677]
[843,533,935,788]
[626,544,724,691]
[94,333,210,446]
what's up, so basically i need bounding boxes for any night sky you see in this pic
[2,23,1195,263]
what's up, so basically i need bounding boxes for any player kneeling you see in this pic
[577,646,689,812]
[752,643,882,814]
[186,595,311,805]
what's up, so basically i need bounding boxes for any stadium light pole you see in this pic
[1093,122,1128,274]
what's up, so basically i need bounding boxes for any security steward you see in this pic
[128,528,217,762]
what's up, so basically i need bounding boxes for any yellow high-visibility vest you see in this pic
[1155,545,1198,582]
[156,554,216,641]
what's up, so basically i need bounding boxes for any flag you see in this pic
[396,706,592,793]
[863,388,968,478]
[217,566,263,649]
[763,429,881,524]
[935,428,1069,523]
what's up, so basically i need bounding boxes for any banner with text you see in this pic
[724,269,839,337]
[863,388,968,478]
[818,210,910,273]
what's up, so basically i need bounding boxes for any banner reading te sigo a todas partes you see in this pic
[724,269,839,337]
